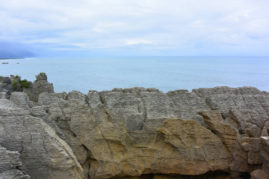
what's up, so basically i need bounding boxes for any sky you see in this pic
[0,0,269,57]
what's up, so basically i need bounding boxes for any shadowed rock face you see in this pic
[0,73,269,179]
[115,172,232,179]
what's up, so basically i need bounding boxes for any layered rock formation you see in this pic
[0,73,269,179]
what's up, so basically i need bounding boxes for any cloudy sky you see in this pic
[0,0,269,57]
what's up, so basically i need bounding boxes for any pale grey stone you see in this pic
[10,92,30,109]
[0,92,7,99]
[0,100,83,179]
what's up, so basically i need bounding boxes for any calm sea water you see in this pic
[1,56,269,93]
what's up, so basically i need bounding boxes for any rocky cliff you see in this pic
[0,73,269,179]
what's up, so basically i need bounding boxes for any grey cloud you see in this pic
[0,0,268,56]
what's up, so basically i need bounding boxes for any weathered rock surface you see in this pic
[0,76,12,93]
[0,98,83,179]
[0,145,30,179]
[0,74,269,179]
[0,92,7,99]
[251,136,269,179]
[23,73,54,101]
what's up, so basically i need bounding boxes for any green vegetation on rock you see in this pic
[19,80,32,88]
[12,81,18,89]
[11,76,32,90]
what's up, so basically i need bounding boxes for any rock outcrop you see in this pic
[23,73,54,101]
[0,76,13,93]
[0,73,269,179]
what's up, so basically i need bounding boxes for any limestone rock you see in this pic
[0,145,30,179]
[193,87,269,137]
[199,111,248,172]
[0,76,12,93]
[0,99,83,179]
[36,72,48,81]
[261,121,269,136]
[260,136,269,176]
[157,119,230,174]
[10,92,30,109]
[67,90,86,102]
[0,92,7,99]
[34,86,269,178]
[241,137,262,165]
[24,73,54,101]
[0,169,30,179]
[36,88,232,178]
[2,74,269,179]
[251,169,268,179]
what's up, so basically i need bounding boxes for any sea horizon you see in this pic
[1,56,269,93]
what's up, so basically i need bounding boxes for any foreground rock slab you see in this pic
[0,99,83,179]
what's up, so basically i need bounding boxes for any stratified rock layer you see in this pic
[0,73,269,179]
[0,98,83,179]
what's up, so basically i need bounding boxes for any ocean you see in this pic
[1,56,269,93]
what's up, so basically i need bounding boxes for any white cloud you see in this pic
[125,39,153,45]
[0,0,268,55]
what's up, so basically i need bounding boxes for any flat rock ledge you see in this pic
[1,73,269,179]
